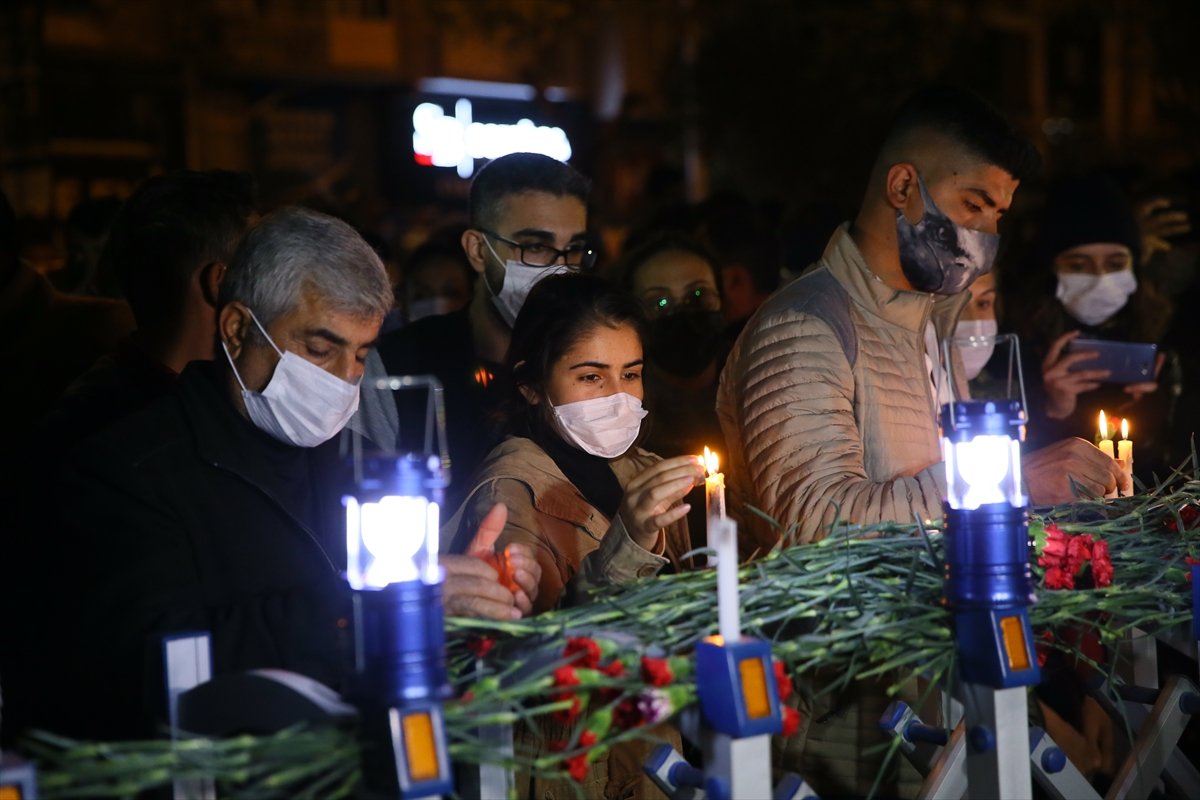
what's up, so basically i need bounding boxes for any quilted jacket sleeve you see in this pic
[718,308,944,545]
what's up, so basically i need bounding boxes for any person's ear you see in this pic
[200,261,226,308]
[461,229,489,275]
[885,163,920,213]
[517,381,541,407]
[218,301,251,360]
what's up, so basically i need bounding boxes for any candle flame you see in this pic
[703,446,720,476]
[1121,418,1129,439]
[1098,410,1108,439]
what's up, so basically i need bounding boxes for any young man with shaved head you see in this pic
[716,86,1129,796]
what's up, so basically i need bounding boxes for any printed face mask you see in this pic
[222,309,360,448]
[896,173,1001,295]
[1055,269,1137,327]
[484,238,570,326]
[549,392,648,459]
[954,318,998,380]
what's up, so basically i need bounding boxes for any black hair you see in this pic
[883,85,1042,184]
[469,153,591,230]
[615,230,722,297]
[505,272,647,431]
[105,170,256,333]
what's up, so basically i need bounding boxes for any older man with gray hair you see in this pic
[4,207,539,743]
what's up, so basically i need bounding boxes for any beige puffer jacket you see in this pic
[717,223,967,550]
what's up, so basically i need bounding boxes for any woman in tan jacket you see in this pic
[445,272,704,613]
[445,272,702,799]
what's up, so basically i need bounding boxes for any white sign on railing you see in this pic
[412,98,572,179]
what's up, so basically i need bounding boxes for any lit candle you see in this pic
[704,446,726,520]
[704,447,726,568]
[1118,418,1133,474]
[1098,410,1115,459]
[710,516,741,642]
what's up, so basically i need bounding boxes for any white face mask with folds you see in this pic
[484,238,571,326]
[548,392,648,459]
[222,308,360,448]
[955,318,998,380]
[1056,269,1138,326]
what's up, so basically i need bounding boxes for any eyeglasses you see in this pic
[481,229,597,269]
[642,286,721,317]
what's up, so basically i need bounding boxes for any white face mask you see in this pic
[484,238,570,326]
[406,296,457,323]
[954,318,998,380]
[549,392,648,459]
[1056,270,1137,327]
[221,309,361,448]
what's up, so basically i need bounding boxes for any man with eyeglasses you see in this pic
[378,152,594,510]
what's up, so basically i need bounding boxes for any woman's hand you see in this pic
[1041,331,1108,419]
[618,455,706,550]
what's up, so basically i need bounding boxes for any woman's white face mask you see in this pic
[548,392,647,459]
[954,318,998,380]
[222,308,360,448]
[1056,269,1137,326]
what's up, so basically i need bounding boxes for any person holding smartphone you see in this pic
[1016,174,1179,480]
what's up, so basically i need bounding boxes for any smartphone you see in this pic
[1065,338,1157,384]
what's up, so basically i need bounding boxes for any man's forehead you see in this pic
[493,190,587,234]
[274,287,382,344]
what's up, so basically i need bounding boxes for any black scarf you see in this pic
[527,411,624,521]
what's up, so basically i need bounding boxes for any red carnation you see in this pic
[553,665,581,688]
[1044,566,1075,590]
[1090,540,1114,588]
[1186,556,1200,582]
[1065,534,1093,575]
[641,656,674,687]
[781,706,802,737]
[552,694,582,726]
[1039,523,1069,566]
[564,637,602,669]
[601,659,626,678]
[579,730,598,748]
[773,660,794,702]
[466,635,495,659]
[566,753,589,782]
[613,698,644,730]
[1036,630,1054,668]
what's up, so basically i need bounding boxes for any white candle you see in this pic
[1118,418,1133,474]
[710,516,741,642]
[1098,411,1115,459]
[704,446,726,520]
[704,447,726,568]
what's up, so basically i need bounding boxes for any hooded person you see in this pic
[1017,174,1179,479]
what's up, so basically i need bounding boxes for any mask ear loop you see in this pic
[221,307,282,393]
[481,236,509,301]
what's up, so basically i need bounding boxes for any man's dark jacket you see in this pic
[4,361,350,741]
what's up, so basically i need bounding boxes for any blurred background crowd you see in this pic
[3,0,1200,461]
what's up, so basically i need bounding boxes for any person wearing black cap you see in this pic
[1017,174,1178,479]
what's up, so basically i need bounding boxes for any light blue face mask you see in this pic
[221,309,360,447]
